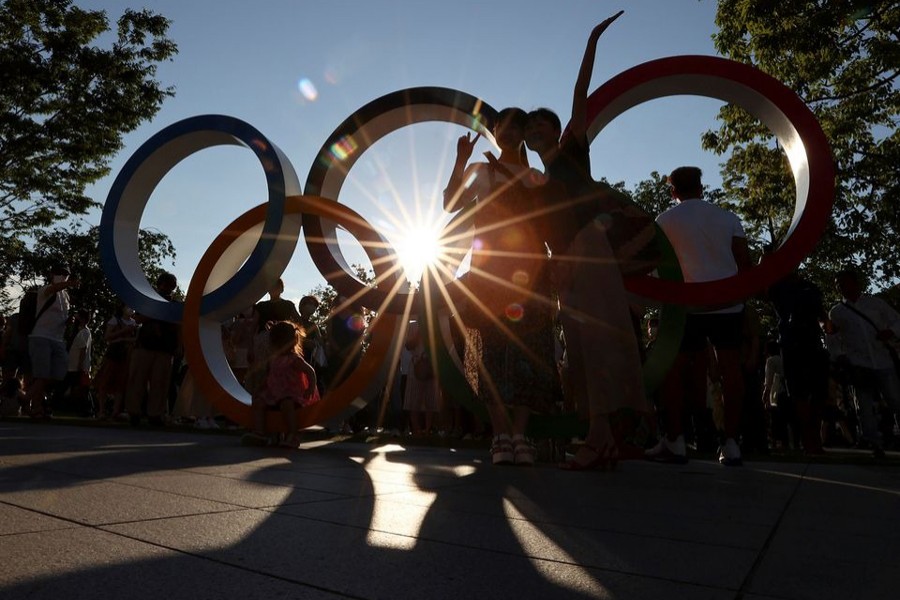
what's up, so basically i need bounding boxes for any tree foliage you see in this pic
[0,0,177,288]
[306,264,378,337]
[706,0,899,291]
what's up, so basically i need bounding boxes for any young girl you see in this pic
[243,321,319,448]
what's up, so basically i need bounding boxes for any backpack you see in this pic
[17,288,56,336]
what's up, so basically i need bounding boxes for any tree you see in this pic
[11,224,177,366]
[706,0,900,293]
[305,264,378,339]
[0,0,177,290]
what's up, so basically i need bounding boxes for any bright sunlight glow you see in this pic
[394,221,444,285]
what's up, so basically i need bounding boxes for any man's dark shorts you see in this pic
[680,311,744,352]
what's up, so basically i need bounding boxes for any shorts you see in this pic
[28,337,68,381]
[680,311,744,353]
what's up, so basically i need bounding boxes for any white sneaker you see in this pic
[719,438,743,466]
[491,436,514,465]
[512,437,535,466]
[645,435,688,464]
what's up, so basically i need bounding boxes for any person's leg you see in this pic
[659,353,688,441]
[279,399,298,446]
[146,351,173,423]
[25,337,51,415]
[714,347,744,440]
[125,348,152,421]
[876,368,900,419]
[849,366,883,448]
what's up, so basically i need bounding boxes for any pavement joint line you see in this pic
[733,461,811,600]
[94,522,373,600]
[0,497,735,599]
[253,501,742,593]
[0,496,257,528]
[301,488,767,552]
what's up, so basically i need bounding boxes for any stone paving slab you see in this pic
[103,509,734,600]
[0,527,346,600]
[2,423,900,600]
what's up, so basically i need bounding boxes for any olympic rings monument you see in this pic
[100,56,834,433]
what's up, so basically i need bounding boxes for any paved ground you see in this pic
[1,422,899,600]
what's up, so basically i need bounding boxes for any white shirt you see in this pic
[827,295,900,370]
[656,197,746,313]
[67,327,92,372]
[30,285,70,341]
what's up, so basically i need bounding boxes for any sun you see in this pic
[394,221,444,285]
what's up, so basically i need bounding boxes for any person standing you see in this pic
[767,271,830,454]
[92,304,138,419]
[524,11,649,470]
[647,166,752,466]
[253,278,301,333]
[62,309,93,415]
[126,272,180,427]
[827,269,900,457]
[24,264,79,418]
[444,106,560,465]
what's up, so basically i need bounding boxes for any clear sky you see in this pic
[79,0,728,307]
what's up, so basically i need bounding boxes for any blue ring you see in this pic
[100,114,302,322]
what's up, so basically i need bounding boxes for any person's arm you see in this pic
[296,355,317,399]
[43,278,79,296]
[731,236,752,272]
[570,11,624,142]
[762,358,775,408]
[443,132,482,212]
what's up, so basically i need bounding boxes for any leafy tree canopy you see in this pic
[0,0,177,290]
[705,0,899,292]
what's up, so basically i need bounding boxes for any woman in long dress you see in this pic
[444,107,562,466]
[524,11,651,469]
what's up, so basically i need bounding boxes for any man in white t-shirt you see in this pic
[646,167,752,466]
[827,269,900,457]
[25,264,80,417]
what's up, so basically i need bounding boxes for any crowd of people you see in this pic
[2,11,898,467]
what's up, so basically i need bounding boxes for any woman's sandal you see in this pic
[559,442,618,471]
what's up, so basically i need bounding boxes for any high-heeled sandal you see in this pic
[559,442,618,471]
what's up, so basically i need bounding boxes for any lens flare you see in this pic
[347,313,366,332]
[505,303,524,322]
[298,78,318,101]
[324,67,339,85]
[512,270,530,287]
[328,135,359,162]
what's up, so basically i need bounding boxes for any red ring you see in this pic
[581,56,834,305]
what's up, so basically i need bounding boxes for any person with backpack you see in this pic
[23,264,80,418]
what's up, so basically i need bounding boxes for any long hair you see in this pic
[268,321,303,358]
[497,107,530,166]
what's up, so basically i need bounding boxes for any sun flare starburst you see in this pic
[394,220,445,284]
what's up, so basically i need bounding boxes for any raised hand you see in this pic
[455,131,482,163]
[592,10,624,38]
